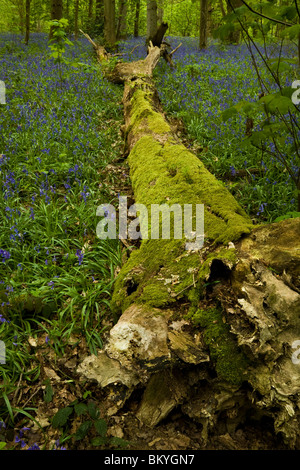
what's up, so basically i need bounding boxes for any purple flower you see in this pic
[257,202,267,216]
[0,249,10,263]
[76,249,84,266]
[28,443,40,450]
[229,165,236,176]
[15,435,26,448]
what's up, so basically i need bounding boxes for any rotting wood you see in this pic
[78,33,300,448]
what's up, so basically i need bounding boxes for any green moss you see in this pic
[127,88,170,138]
[112,81,253,316]
[190,307,249,386]
[128,136,252,244]
[142,282,173,308]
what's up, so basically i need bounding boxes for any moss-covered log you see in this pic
[77,38,300,448]
[111,76,253,315]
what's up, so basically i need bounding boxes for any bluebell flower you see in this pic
[76,249,84,266]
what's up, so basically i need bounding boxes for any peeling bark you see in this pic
[77,35,300,448]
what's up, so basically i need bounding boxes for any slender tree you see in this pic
[157,0,163,24]
[199,0,208,49]
[104,0,116,46]
[88,0,93,17]
[117,0,127,39]
[74,0,79,39]
[219,0,226,17]
[147,0,158,43]
[24,0,30,44]
[95,0,104,35]
[49,0,63,38]
[134,0,140,37]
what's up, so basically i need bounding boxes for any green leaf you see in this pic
[222,106,238,121]
[0,442,7,450]
[44,380,54,403]
[260,94,294,114]
[87,401,99,419]
[52,406,73,428]
[74,403,88,416]
[109,436,129,449]
[274,212,300,222]
[280,24,300,40]
[74,420,92,441]
[222,101,259,121]
[82,390,92,400]
[267,58,295,73]
[94,418,107,437]
[91,436,106,446]
[279,5,297,21]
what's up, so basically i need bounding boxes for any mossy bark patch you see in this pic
[188,307,249,386]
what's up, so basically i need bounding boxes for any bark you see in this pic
[199,0,208,49]
[104,0,116,46]
[150,21,168,47]
[157,0,163,24]
[219,0,226,17]
[24,0,30,45]
[116,0,127,40]
[74,0,79,40]
[17,0,25,34]
[78,36,300,449]
[133,0,140,37]
[88,0,93,18]
[80,29,108,61]
[95,0,104,34]
[49,0,63,39]
[147,0,158,43]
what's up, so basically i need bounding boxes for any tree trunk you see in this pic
[219,0,226,17]
[157,0,163,24]
[95,0,104,35]
[49,0,63,39]
[18,0,25,34]
[24,0,30,45]
[104,0,116,46]
[133,0,140,37]
[88,0,93,18]
[74,0,79,40]
[116,0,127,40]
[147,0,158,43]
[79,35,300,450]
[199,0,208,49]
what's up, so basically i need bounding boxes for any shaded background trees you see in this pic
[0,0,255,46]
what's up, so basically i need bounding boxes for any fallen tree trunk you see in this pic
[78,36,300,449]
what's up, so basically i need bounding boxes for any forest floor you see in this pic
[0,33,298,451]
[1,130,289,452]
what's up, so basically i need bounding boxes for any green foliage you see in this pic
[0,33,124,427]
[274,211,300,222]
[52,406,73,428]
[51,399,129,449]
[43,379,54,403]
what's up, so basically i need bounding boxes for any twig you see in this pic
[170,42,182,56]
[130,44,141,54]
[13,386,41,420]
[79,29,98,49]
